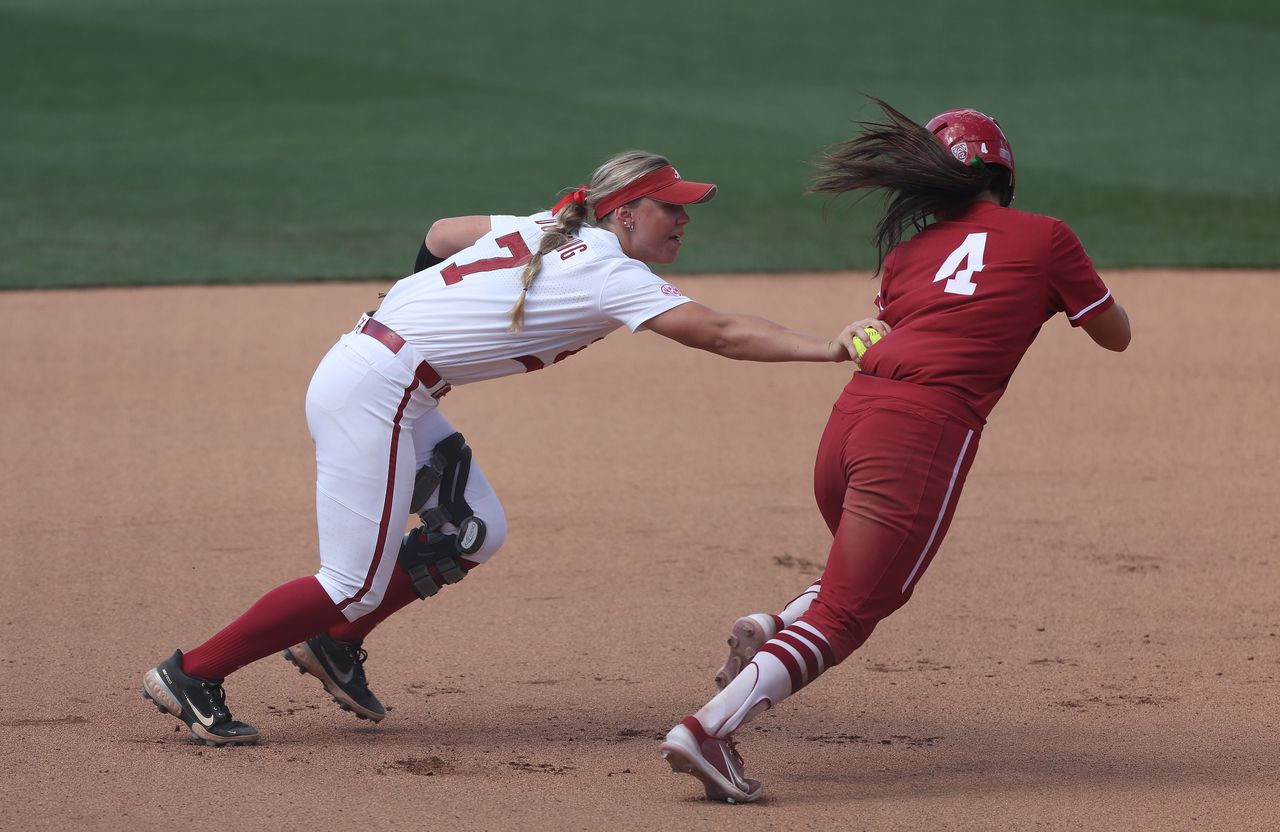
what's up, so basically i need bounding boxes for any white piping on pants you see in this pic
[901,428,975,593]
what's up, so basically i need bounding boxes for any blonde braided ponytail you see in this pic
[508,151,670,331]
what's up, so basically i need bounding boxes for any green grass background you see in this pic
[3,0,1278,288]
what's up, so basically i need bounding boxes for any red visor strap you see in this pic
[593,166,680,220]
[550,186,588,216]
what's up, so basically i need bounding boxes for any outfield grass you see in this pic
[3,0,1278,288]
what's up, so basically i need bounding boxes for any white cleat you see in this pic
[714,614,777,690]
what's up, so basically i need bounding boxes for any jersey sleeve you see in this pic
[597,262,694,332]
[489,212,545,238]
[1047,219,1114,327]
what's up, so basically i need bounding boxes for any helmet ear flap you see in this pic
[993,167,1014,207]
[966,156,1014,206]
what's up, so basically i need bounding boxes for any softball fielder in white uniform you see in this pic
[142,150,875,746]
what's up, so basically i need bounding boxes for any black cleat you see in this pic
[283,634,385,722]
[142,650,260,746]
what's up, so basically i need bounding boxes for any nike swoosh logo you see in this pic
[718,746,749,792]
[332,664,356,685]
[185,695,217,727]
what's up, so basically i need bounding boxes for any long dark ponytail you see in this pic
[811,98,1011,270]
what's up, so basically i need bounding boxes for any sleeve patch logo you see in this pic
[660,284,681,296]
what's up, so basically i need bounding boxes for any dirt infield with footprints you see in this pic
[2,271,1276,830]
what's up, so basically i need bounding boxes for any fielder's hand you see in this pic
[831,318,890,363]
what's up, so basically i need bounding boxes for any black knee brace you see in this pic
[399,526,470,599]
[400,432,487,599]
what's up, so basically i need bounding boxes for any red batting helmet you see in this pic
[925,108,1015,205]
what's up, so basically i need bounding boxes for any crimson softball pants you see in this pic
[798,373,982,663]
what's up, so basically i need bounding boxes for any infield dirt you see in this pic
[1,271,1276,830]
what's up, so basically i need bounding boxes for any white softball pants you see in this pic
[305,327,506,621]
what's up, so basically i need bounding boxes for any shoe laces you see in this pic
[198,679,232,721]
[722,736,745,769]
[341,642,370,686]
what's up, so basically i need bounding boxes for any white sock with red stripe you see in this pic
[776,579,821,629]
[694,620,836,738]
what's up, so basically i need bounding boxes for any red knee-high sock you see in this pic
[182,576,346,679]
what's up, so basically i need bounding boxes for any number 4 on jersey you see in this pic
[934,232,987,296]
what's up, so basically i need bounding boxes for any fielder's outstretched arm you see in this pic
[645,302,877,363]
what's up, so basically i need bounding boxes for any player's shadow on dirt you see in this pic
[781,716,1260,803]
[376,701,1259,802]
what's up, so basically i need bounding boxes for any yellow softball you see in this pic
[852,325,882,358]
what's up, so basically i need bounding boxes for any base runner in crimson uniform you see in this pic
[141,150,876,746]
[660,100,1133,803]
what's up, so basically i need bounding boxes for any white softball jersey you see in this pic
[376,212,693,384]
[305,213,693,619]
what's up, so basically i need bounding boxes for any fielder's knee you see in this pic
[400,432,506,598]
[463,500,505,563]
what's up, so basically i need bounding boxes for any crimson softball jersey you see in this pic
[862,200,1114,421]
